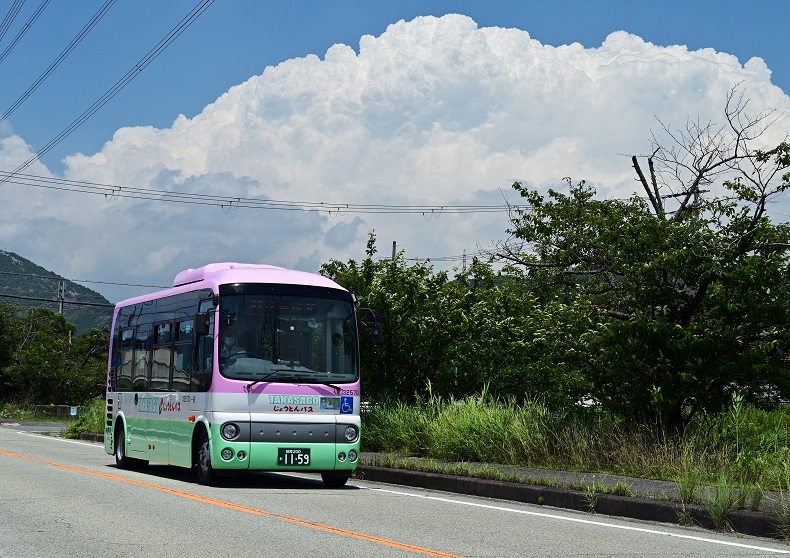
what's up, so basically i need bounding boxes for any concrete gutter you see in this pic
[355,462,785,541]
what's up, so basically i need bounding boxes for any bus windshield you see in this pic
[218,293,358,384]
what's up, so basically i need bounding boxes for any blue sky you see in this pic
[1,1,789,302]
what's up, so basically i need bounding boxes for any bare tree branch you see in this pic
[632,154,662,216]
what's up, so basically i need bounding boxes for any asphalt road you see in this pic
[1,423,789,557]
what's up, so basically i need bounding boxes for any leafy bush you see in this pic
[64,398,105,439]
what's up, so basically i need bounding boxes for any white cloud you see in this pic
[1,14,789,301]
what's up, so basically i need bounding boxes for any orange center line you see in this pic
[0,449,461,558]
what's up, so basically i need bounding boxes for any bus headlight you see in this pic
[343,425,358,443]
[348,450,358,462]
[221,423,240,440]
[221,448,234,461]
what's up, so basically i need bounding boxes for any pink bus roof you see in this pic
[173,262,285,286]
[116,262,348,308]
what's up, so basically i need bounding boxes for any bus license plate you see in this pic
[278,448,311,466]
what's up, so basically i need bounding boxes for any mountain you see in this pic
[0,250,112,332]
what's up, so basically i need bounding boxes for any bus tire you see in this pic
[114,425,130,468]
[321,472,350,488]
[196,429,217,485]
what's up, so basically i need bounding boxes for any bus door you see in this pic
[147,321,173,464]
[168,316,198,467]
[119,326,149,458]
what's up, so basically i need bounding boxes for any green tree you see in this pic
[60,327,110,402]
[498,90,790,433]
[0,302,19,400]
[0,304,109,405]
[322,233,454,401]
[1,307,74,403]
[322,233,591,404]
[438,260,592,405]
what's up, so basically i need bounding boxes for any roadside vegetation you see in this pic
[63,398,106,439]
[361,390,790,535]
[0,402,71,422]
[361,390,790,493]
[0,399,105,437]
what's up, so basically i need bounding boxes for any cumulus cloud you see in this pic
[1,14,789,300]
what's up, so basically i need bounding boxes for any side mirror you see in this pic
[360,308,383,345]
[195,295,218,336]
[194,312,210,336]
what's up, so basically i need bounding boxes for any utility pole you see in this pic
[57,281,72,346]
[392,241,396,259]
[57,281,65,314]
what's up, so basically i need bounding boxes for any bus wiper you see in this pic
[289,375,342,393]
[245,369,286,392]
[244,366,309,392]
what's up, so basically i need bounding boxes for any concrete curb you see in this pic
[355,465,784,540]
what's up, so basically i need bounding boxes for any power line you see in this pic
[0,292,114,308]
[0,170,529,214]
[404,251,497,263]
[0,0,117,125]
[0,270,167,309]
[0,0,216,184]
[0,0,51,67]
[0,269,168,290]
[0,0,26,44]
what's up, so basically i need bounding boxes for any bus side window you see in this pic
[117,328,135,392]
[151,322,173,391]
[133,323,151,391]
[172,319,193,392]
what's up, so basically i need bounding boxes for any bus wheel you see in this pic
[114,424,148,470]
[196,430,217,485]
[321,473,350,488]
[114,426,130,469]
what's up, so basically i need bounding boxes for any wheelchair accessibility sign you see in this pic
[319,396,355,414]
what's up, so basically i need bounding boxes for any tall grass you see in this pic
[362,390,790,493]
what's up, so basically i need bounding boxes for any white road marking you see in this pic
[15,431,103,447]
[363,485,790,554]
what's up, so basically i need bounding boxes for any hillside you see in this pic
[0,250,112,332]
